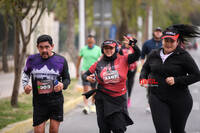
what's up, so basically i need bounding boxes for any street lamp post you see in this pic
[79,0,85,50]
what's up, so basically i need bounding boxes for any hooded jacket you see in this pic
[140,45,200,100]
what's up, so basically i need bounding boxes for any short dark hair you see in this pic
[88,34,95,38]
[37,34,53,46]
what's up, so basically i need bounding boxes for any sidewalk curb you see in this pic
[0,96,82,133]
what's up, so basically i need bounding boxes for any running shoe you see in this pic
[90,104,96,113]
[82,106,89,114]
[146,107,151,113]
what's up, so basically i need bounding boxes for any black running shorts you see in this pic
[33,98,64,126]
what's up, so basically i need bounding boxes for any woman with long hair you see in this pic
[140,24,200,133]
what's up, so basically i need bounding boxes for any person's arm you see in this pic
[22,57,32,94]
[76,56,82,79]
[141,42,147,60]
[128,44,141,64]
[82,70,96,83]
[82,62,98,83]
[55,59,71,92]
[173,52,200,86]
[60,59,71,90]
[82,70,97,99]
[139,54,151,87]
[22,72,30,89]
[22,72,32,94]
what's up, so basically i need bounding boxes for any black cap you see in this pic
[162,29,179,40]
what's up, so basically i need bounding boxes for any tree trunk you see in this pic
[66,0,77,63]
[11,16,28,107]
[2,12,9,73]
[11,64,22,107]
[118,18,129,41]
[10,0,46,107]
[11,20,21,107]
[117,2,129,41]
[11,50,26,107]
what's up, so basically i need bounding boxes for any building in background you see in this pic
[22,9,59,55]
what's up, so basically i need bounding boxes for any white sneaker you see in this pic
[82,106,90,114]
[90,105,96,113]
[146,107,151,113]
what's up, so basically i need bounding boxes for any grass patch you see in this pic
[0,79,81,130]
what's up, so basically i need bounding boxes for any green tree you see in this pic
[112,0,141,41]
[112,0,200,41]
[151,0,200,29]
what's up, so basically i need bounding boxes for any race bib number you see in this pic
[37,80,54,94]
[103,70,120,84]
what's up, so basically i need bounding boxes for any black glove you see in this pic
[129,38,137,46]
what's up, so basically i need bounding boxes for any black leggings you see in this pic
[126,69,137,98]
[149,94,193,133]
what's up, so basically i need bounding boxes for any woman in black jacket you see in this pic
[140,24,200,133]
[82,39,140,133]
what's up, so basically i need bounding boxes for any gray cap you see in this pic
[154,27,162,32]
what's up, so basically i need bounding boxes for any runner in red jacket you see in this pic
[82,39,140,133]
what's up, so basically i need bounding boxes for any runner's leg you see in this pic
[83,85,89,106]
[49,119,60,133]
[34,121,46,133]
